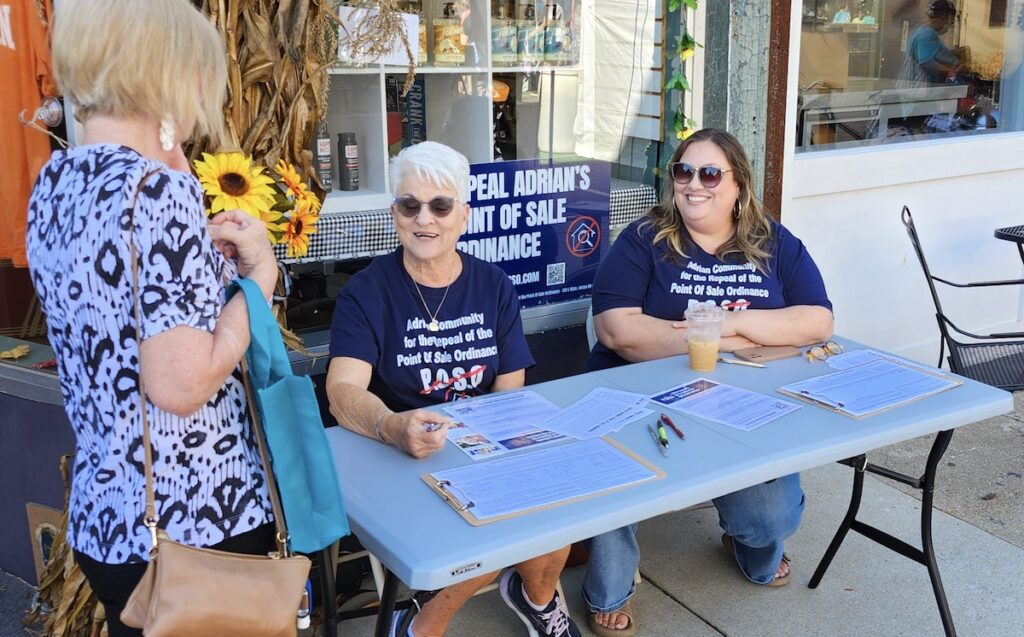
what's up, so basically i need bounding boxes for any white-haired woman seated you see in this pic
[325,141,580,637]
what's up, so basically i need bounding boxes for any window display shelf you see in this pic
[320,189,392,215]
[328,66,383,75]
[322,0,586,214]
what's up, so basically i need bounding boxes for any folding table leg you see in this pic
[374,570,401,637]
[921,429,956,637]
[808,454,866,588]
[808,431,958,637]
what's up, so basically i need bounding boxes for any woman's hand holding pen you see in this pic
[381,408,452,459]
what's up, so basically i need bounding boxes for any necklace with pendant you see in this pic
[412,263,455,332]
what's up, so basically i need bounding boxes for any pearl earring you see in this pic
[159,118,175,152]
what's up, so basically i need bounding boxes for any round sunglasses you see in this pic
[670,162,733,189]
[392,194,459,217]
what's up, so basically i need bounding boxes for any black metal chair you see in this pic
[810,206,1024,637]
[901,205,1024,391]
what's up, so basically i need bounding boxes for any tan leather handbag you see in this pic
[118,170,311,637]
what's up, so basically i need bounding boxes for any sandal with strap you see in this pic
[586,599,637,637]
[721,533,792,587]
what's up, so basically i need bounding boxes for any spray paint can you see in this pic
[337,132,359,191]
[313,121,333,191]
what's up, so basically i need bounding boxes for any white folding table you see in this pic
[319,338,1011,637]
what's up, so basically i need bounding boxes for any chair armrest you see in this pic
[945,319,1024,341]
[933,276,1024,288]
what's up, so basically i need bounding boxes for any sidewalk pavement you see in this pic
[3,417,1022,637]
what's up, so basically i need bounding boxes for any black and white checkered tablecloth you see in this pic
[275,180,657,264]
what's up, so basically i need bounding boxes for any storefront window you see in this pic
[796,0,1024,151]
[331,0,666,210]
[287,0,674,334]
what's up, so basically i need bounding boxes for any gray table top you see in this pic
[326,337,1012,590]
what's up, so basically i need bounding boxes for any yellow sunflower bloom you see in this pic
[260,208,289,243]
[676,126,695,141]
[275,159,307,198]
[283,200,319,258]
[274,159,322,213]
[194,152,277,219]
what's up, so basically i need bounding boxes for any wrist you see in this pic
[247,261,278,299]
[373,410,392,445]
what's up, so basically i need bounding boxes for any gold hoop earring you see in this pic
[159,118,175,152]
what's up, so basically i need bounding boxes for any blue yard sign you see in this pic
[461,159,611,308]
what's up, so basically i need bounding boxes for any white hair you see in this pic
[390,141,470,203]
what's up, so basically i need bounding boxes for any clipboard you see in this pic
[421,438,666,526]
[777,359,962,419]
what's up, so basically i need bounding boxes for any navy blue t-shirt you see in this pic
[329,248,535,411]
[587,218,832,370]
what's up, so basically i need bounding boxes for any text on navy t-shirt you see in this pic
[587,217,832,370]
[329,248,535,411]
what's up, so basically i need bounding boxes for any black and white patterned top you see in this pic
[26,145,272,564]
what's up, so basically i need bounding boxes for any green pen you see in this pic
[656,421,670,447]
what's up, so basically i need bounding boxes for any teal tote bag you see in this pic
[230,277,349,553]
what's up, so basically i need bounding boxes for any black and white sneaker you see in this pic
[499,569,581,637]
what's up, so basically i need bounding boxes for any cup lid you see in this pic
[684,304,726,322]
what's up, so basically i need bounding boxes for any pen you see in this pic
[647,424,668,457]
[660,413,685,440]
[717,357,767,369]
[656,421,670,447]
[424,422,443,432]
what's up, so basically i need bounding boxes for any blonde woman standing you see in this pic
[27,2,278,635]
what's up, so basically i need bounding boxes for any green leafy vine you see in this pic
[666,0,701,141]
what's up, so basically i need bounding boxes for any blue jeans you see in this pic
[582,474,805,611]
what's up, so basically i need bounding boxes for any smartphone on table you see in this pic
[732,345,801,363]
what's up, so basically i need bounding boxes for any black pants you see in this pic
[74,523,276,637]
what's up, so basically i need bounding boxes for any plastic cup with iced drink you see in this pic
[684,305,726,372]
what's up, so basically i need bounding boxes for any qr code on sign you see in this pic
[546,262,566,286]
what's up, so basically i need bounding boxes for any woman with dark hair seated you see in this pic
[582,129,833,636]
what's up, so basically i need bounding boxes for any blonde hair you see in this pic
[52,0,227,145]
[642,128,774,273]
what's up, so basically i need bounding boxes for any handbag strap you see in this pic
[126,169,289,558]
[238,357,291,556]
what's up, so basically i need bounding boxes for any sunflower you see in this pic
[261,208,289,243]
[194,152,277,218]
[283,200,319,258]
[676,126,695,141]
[275,159,322,213]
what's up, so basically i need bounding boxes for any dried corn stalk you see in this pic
[190,1,339,345]
[23,456,101,637]
[191,0,338,195]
